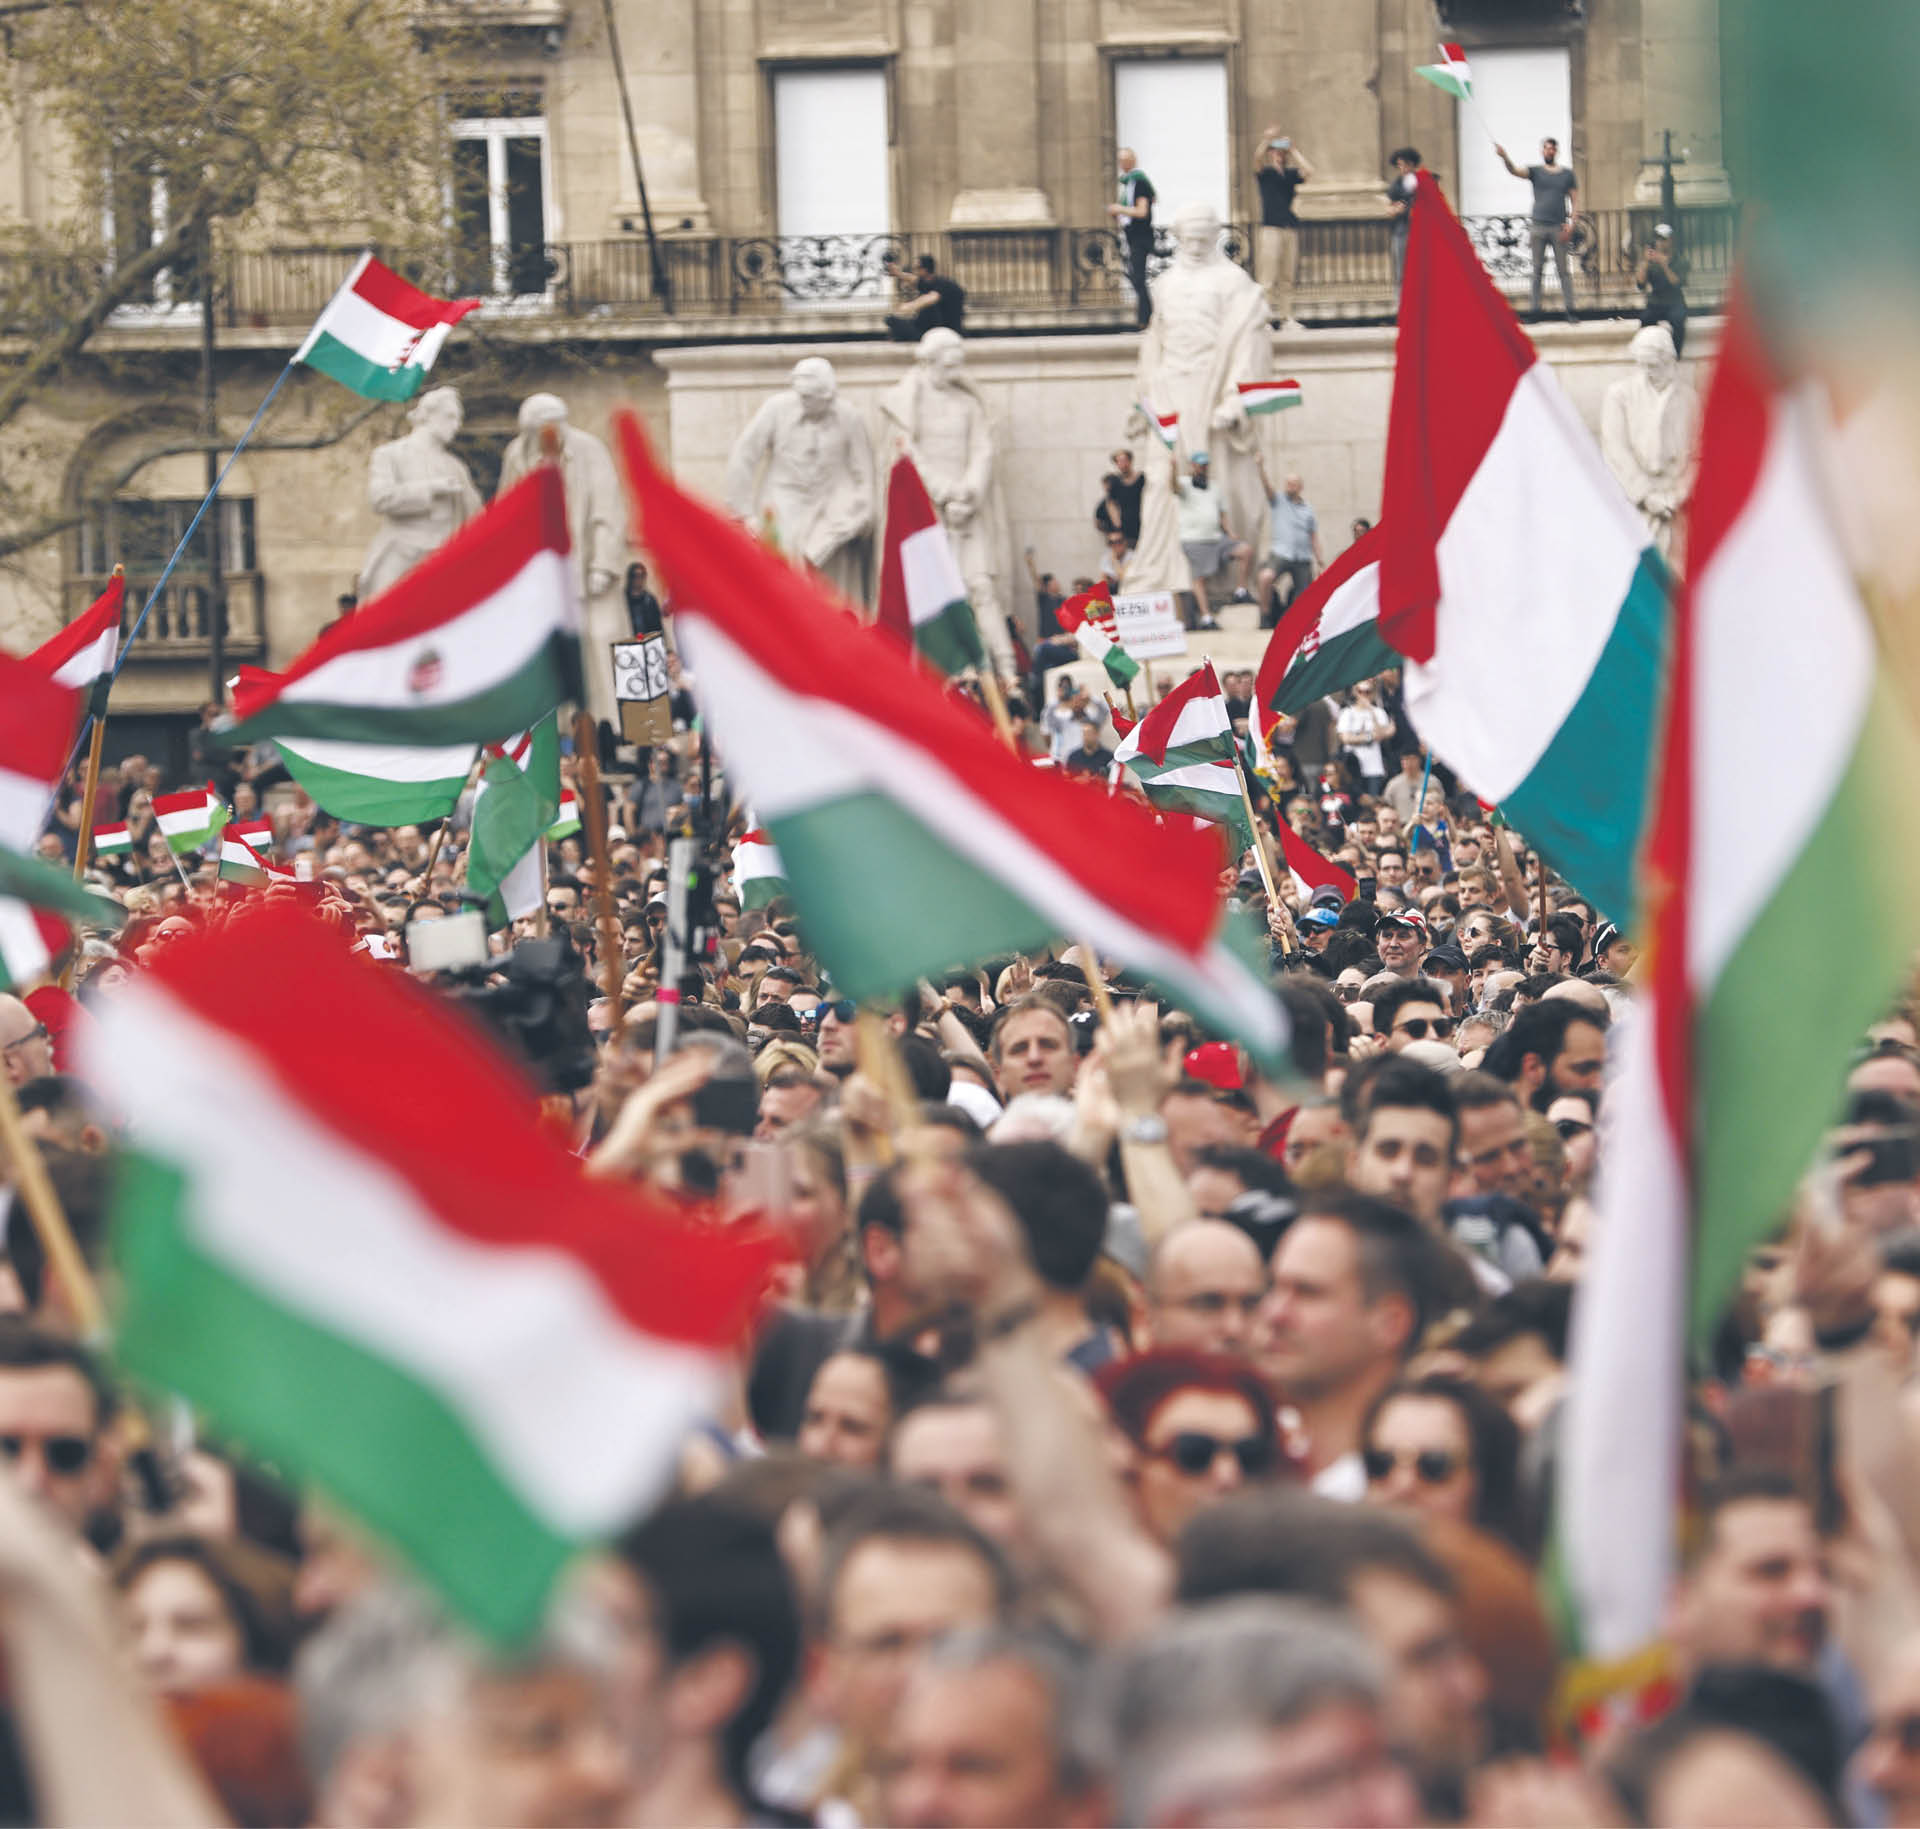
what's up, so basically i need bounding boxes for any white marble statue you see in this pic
[1131,203,1273,595]
[498,394,627,727]
[724,357,876,604]
[359,387,482,600]
[876,327,1017,675]
[1601,323,1699,563]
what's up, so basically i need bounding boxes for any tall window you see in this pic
[77,498,258,646]
[1456,47,1573,217]
[451,93,552,299]
[103,165,199,315]
[1113,59,1231,226]
[773,69,890,241]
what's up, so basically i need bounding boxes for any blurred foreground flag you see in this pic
[90,902,785,1643]
[616,411,1288,1067]
[1560,301,1920,1668]
[875,454,987,677]
[1380,172,1667,926]
[0,845,123,991]
[294,253,481,402]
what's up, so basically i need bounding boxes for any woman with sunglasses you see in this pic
[1095,1347,1291,1548]
[1359,1373,1524,1550]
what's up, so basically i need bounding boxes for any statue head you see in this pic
[517,393,569,435]
[916,326,966,385]
[1630,322,1677,387]
[1171,202,1224,265]
[790,357,838,419]
[408,387,463,445]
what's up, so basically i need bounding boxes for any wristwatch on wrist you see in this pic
[1122,1113,1170,1147]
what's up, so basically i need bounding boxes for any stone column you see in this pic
[1282,0,1392,217]
[948,0,1055,225]
[1635,0,1732,204]
[610,0,711,233]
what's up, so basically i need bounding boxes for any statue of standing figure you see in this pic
[1129,203,1273,597]
[498,394,628,730]
[1601,322,1699,563]
[724,357,876,604]
[358,386,482,600]
[876,327,1017,676]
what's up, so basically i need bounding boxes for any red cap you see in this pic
[23,985,89,1076]
[1183,1040,1245,1093]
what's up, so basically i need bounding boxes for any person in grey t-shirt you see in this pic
[1495,136,1580,320]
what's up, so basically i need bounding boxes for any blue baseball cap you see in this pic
[1300,905,1341,929]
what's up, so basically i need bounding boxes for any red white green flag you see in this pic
[732,829,789,911]
[616,412,1288,1066]
[1256,524,1392,728]
[294,254,481,403]
[90,901,786,1643]
[92,821,132,857]
[1277,820,1356,904]
[1058,584,1141,691]
[1415,43,1473,101]
[0,846,122,991]
[1560,301,1920,1666]
[1238,379,1303,416]
[230,818,275,858]
[1136,402,1180,449]
[218,830,289,888]
[153,784,227,854]
[29,574,122,714]
[0,658,80,852]
[876,455,987,678]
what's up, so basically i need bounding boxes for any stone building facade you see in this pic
[0,0,1729,765]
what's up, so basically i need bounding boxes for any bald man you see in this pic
[0,997,50,1089]
[1146,1220,1268,1356]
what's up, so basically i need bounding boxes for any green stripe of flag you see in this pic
[299,331,433,402]
[916,597,986,678]
[1269,622,1400,720]
[275,743,475,827]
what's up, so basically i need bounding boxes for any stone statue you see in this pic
[1601,323,1699,562]
[724,357,876,604]
[876,327,1017,675]
[359,387,482,600]
[498,394,627,728]
[1131,203,1273,594]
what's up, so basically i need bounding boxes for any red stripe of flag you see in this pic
[875,455,941,652]
[1129,661,1224,766]
[28,575,122,680]
[1057,580,1116,633]
[1276,819,1357,902]
[350,256,483,334]
[233,469,571,716]
[0,657,81,786]
[1255,524,1385,730]
[613,411,1224,956]
[140,901,788,1351]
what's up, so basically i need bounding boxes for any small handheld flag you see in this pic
[1238,379,1303,417]
[152,784,228,855]
[295,254,481,402]
[1415,43,1473,101]
[1135,402,1180,449]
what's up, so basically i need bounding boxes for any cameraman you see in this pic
[1635,222,1688,355]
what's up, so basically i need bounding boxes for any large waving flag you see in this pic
[876,456,986,678]
[294,254,481,402]
[0,660,80,851]
[90,902,786,1643]
[1560,303,1920,1668]
[1255,525,1391,728]
[224,468,580,823]
[29,574,122,713]
[1380,173,1668,925]
[1112,664,1253,853]
[616,413,1287,1066]
[0,846,123,991]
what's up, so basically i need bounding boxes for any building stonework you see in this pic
[0,0,1728,745]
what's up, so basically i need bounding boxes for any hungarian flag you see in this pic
[29,574,122,713]
[1238,379,1303,416]
[1277,820,1356,904]
[1381,173,1667,926]
[230,818,275,858]
[1135,402,1180,449]
[218,830,287,888]
[468,718,561,929]
[1058,585,1141,691]
[616,413,1288,1066]
[0,659,80,852]
[732,829,789,910]
[89,901,786,1643]
[876,455,987,678]
[294,253,481,402]
[1112,664,1253,853]
[0,846,123,992]
[1415,42,1473,100]
[1559,303,1920,1668]
[1256,525,1391,728]
[224,468,581,822]
[547,792,581,841]
[93,822,132,857]
[153,785,227,854]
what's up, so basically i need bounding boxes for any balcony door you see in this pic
[1456,47,1573,218]
[773,68,890,307]
[451,97,553,302]
[1113,58,1231,228]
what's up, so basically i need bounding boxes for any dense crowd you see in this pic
[3,624,1917,1829]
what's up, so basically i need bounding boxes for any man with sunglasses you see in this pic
[0,1319,120,1544]
[1372,978,1453,1055]
[0,994,52,1088]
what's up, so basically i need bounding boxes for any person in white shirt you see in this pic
[1173,453,1252,629]
[1335,679,1394,794]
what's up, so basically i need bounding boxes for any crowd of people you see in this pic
[0,592,1916,1829]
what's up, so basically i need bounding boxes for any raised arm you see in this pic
[1493,143,1527,181]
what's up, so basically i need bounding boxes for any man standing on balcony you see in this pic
[1253,129,1314,328]
[1494,136,1579,322]
[1109,149,1157,330]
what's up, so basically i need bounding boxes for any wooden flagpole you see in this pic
[1233,742,1285,910]
[573,710,626,1016]
[0,1074,103,1337]
[69,565,121,885]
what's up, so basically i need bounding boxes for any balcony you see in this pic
[65,570,266,663]
[53,205,1735,345]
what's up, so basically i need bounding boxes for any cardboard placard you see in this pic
[613,637,674,744]
[1111,591,1189,659]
